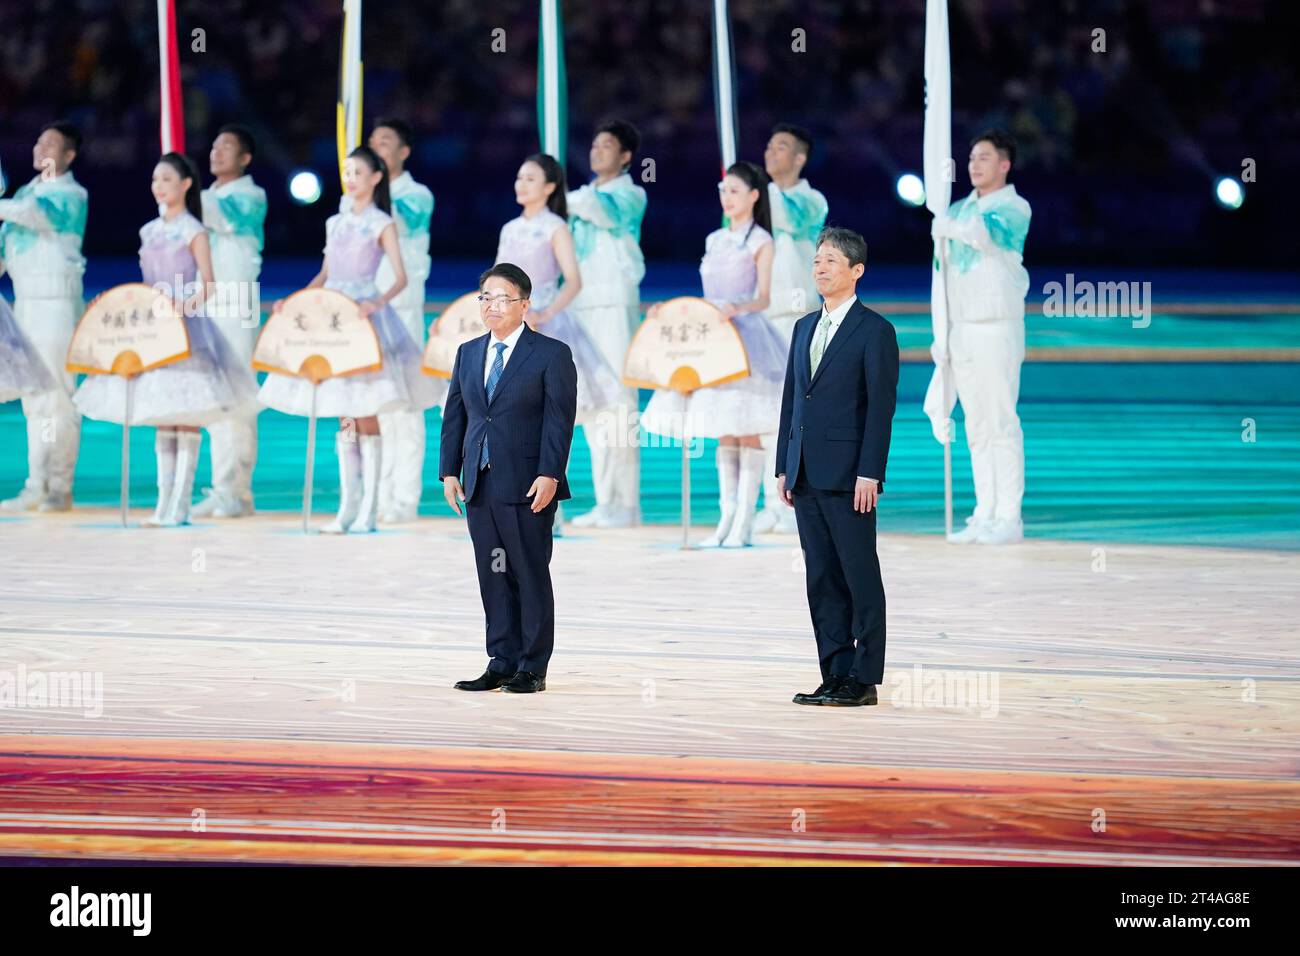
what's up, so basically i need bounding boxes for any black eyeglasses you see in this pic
[477,293,526,308]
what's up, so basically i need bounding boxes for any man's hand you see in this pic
[526,475,559,513]
[777,473,794,507]
[443,475,466,516]
[854,477,879,514]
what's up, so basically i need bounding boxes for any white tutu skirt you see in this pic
[535,310,624,422]
[73,313,259,426]
[0,296,56,403]
[640,312,787,439]
[258,302,442,418]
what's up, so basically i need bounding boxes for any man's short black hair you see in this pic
[972,128,1017,167]
[815,226,868,270]
[479,262,532,299]
[374,117,414,149]
[771,122,814,162]
[595,118,640,161]
[217,123,256,160]
[41,121,81,156]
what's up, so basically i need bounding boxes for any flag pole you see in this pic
[537,0,567,162]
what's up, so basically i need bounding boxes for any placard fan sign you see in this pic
[623,296,750,548]
[252,287,382,531]
[66,282,191,526]
[421,292,487,378]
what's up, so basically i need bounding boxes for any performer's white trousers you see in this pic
[204,310,259,505]
[575,299,640,514]
[14,296,82,496]
[949,318,1025,523]
[377,293,427,515]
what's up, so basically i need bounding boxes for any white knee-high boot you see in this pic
[159,430,200,527]
[143,428,178,527]
[698,444,741,548]
[722,446,765,548]
[322,434,363,534]
[347,434,382,533]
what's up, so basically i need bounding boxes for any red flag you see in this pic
[158,0,184,153]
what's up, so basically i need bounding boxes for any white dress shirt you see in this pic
[812,295,878,487]
[483,320,527,387]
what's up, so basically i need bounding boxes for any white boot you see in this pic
[698,445,741,548]
[322,434,363,534]
[142,429,178,527]
[947,514,991,544]
[570,504,609,528]
[1,413,48,511]
[158,430,200,527]
[346,434,382,533]
[976,517,1024,545]
[722,446,764,548]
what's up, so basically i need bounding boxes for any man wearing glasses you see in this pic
[439,263,578,694]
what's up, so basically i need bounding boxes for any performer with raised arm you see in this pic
[0,122,88,513]
[639,161,785,548]
[73,153,258,527]
[756,123,828,535]
[193,124,267,519]
[363,118,441,524]
[930,129,1032,545]
[258,146,439,534]
[566,119,648,529]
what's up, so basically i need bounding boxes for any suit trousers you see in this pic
[465,463,558,676]
[792,468,887,685]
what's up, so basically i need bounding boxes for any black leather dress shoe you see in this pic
[823,679,878,706]
[501,671,546,693]
[793,676,845,706]
[454,669,513,692]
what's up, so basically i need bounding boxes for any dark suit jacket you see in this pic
[439,324,578,504]
[776,298,900,493]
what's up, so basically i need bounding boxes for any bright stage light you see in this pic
[1214,177,1244,210]
[289,170,323,205]
[896,172,926,207]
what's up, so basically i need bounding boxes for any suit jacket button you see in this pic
[805,394,810,399]
[486,416,492,422]
[799,425,804,431]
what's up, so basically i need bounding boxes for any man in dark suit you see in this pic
[776,227,899,707]
[440,263,578,694]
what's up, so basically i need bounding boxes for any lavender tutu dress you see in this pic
[640,222,786,438]
[73,211,258,425]
[497,210,623,422]
[258,201,440,418]
[0,293,55,402]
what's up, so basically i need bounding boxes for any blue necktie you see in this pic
[480,341,506,469]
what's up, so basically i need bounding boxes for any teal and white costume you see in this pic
[758,178,828,534]
[198,174,267,517]
[765,179,828,340]
[0,171,88,511]
[930,183,1032,540]
[567,172,647,527]
[349,171,442,522]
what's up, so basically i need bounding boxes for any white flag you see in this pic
[921,0,955,444]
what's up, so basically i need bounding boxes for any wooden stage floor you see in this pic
[1,509,1297,865]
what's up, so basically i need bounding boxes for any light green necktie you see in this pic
[810,311,833,375]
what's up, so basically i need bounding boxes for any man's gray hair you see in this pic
[815,226,868,269]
